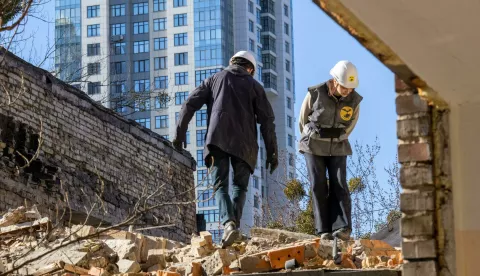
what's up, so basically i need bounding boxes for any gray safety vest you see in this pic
[299,82,363,156]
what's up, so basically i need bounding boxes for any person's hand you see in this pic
[172,139,186,151]
[266,153,278,174]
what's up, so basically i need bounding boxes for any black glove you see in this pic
[172,139,186,151]
[266,153,278,174]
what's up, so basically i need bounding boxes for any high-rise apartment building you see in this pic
[55,0,295,243]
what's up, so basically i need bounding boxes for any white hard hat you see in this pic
[329,60,359,89]
[231,51,257,73]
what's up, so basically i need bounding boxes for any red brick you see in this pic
[396,94,429,115]
[397,117,431,139]
[398,143,432,163]
[401,213,435,238]
[395,75,412,92]
[400,191,435,213]
[400,165,433,188]
[403,260,438,275]
[402,239,437,259]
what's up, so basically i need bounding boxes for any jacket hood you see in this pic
[225,65,252,77]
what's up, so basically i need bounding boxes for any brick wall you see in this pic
[396,76,455,276]
[0,50,197,243]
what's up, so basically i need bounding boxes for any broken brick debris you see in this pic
[0,206,403,275]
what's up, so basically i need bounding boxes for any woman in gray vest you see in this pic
[298,60,363,241]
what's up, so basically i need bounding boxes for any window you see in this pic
[133,22,149,34]
[155,95,169,108]
[196,129,206,147]
[153,0,166,11]
[111,42,126,55]
[87,82,101,95]
[154,37,167,50]
[133,60,149,73]
[174,0,187,7]
[111,61,126,74]
[154,57,167,70]
[287,97,292,109]
[186,131,191,144]
[257,65,262,81]
[162,135,169,140]
[154,18,167,31]
[256,8,261,24]
[254,195,260,208]
[253,176,259,189]
[111,4,125,17]
[196,110,207,127]
[286,60,291,72]
[289,153,295,166]
[257,27,261,41]
[285,41,290,54]
[261,16,275,33]
[87,24,100,37]
[134,98,150,111]
[197,209,219,223]
[257,46,262,60]
[287,115,293,128]
[135,118,151,129]
[248,1,254,13]
[133,41,149,53]
[288,134,293,147]
[249,39,255,52]
[175,72,188,85]
[87,5,99,18]
[111,81,126,94]
[113,100,126,113]
[284,22,289,35]
[133,2,148,15]
[87,63,100,75]
[260,147,264,160]
[155,115,169,128]
[289,172,294,179]
[262,73,277,90]
[87,43,100,56]
[174,52,188,65]
[155,76,168,89]
[197,189,216,208]
[174,33,188,46]
[174,14,187,26]
[197,150,205,167]
[262,54,276,70]
[286,78,291,91]
[134,79,150,92]
[262,35,276,52]
[262,185,265,197]
[175,92,188,105]
[284,4,289,17]
[249,20,254,32]
[111,23,126,36]
[210,230,223,244]
[175,112,179,124]
[195,69,221,86]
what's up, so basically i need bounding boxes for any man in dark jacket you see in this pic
[173,51,278,248]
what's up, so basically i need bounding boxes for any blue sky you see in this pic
[17,0,398,183]
[293,2,398,181]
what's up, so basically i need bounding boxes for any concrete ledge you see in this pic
[234,269,401,276]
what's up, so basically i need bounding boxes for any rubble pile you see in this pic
[0,206,402,276]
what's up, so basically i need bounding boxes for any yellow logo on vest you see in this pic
[340,106,353,121]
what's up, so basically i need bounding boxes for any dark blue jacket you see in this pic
[175,65,277,172]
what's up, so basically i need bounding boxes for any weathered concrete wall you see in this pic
[0,50,196,242]
[395,76,455,276]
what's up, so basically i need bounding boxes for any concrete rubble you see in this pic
[0,206,403,275]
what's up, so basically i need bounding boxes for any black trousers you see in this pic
[304,153,351,234]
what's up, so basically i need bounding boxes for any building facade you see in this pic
[55,0,295,243]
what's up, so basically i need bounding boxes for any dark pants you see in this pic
[208,147,251,227]
[304,153,351,234]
